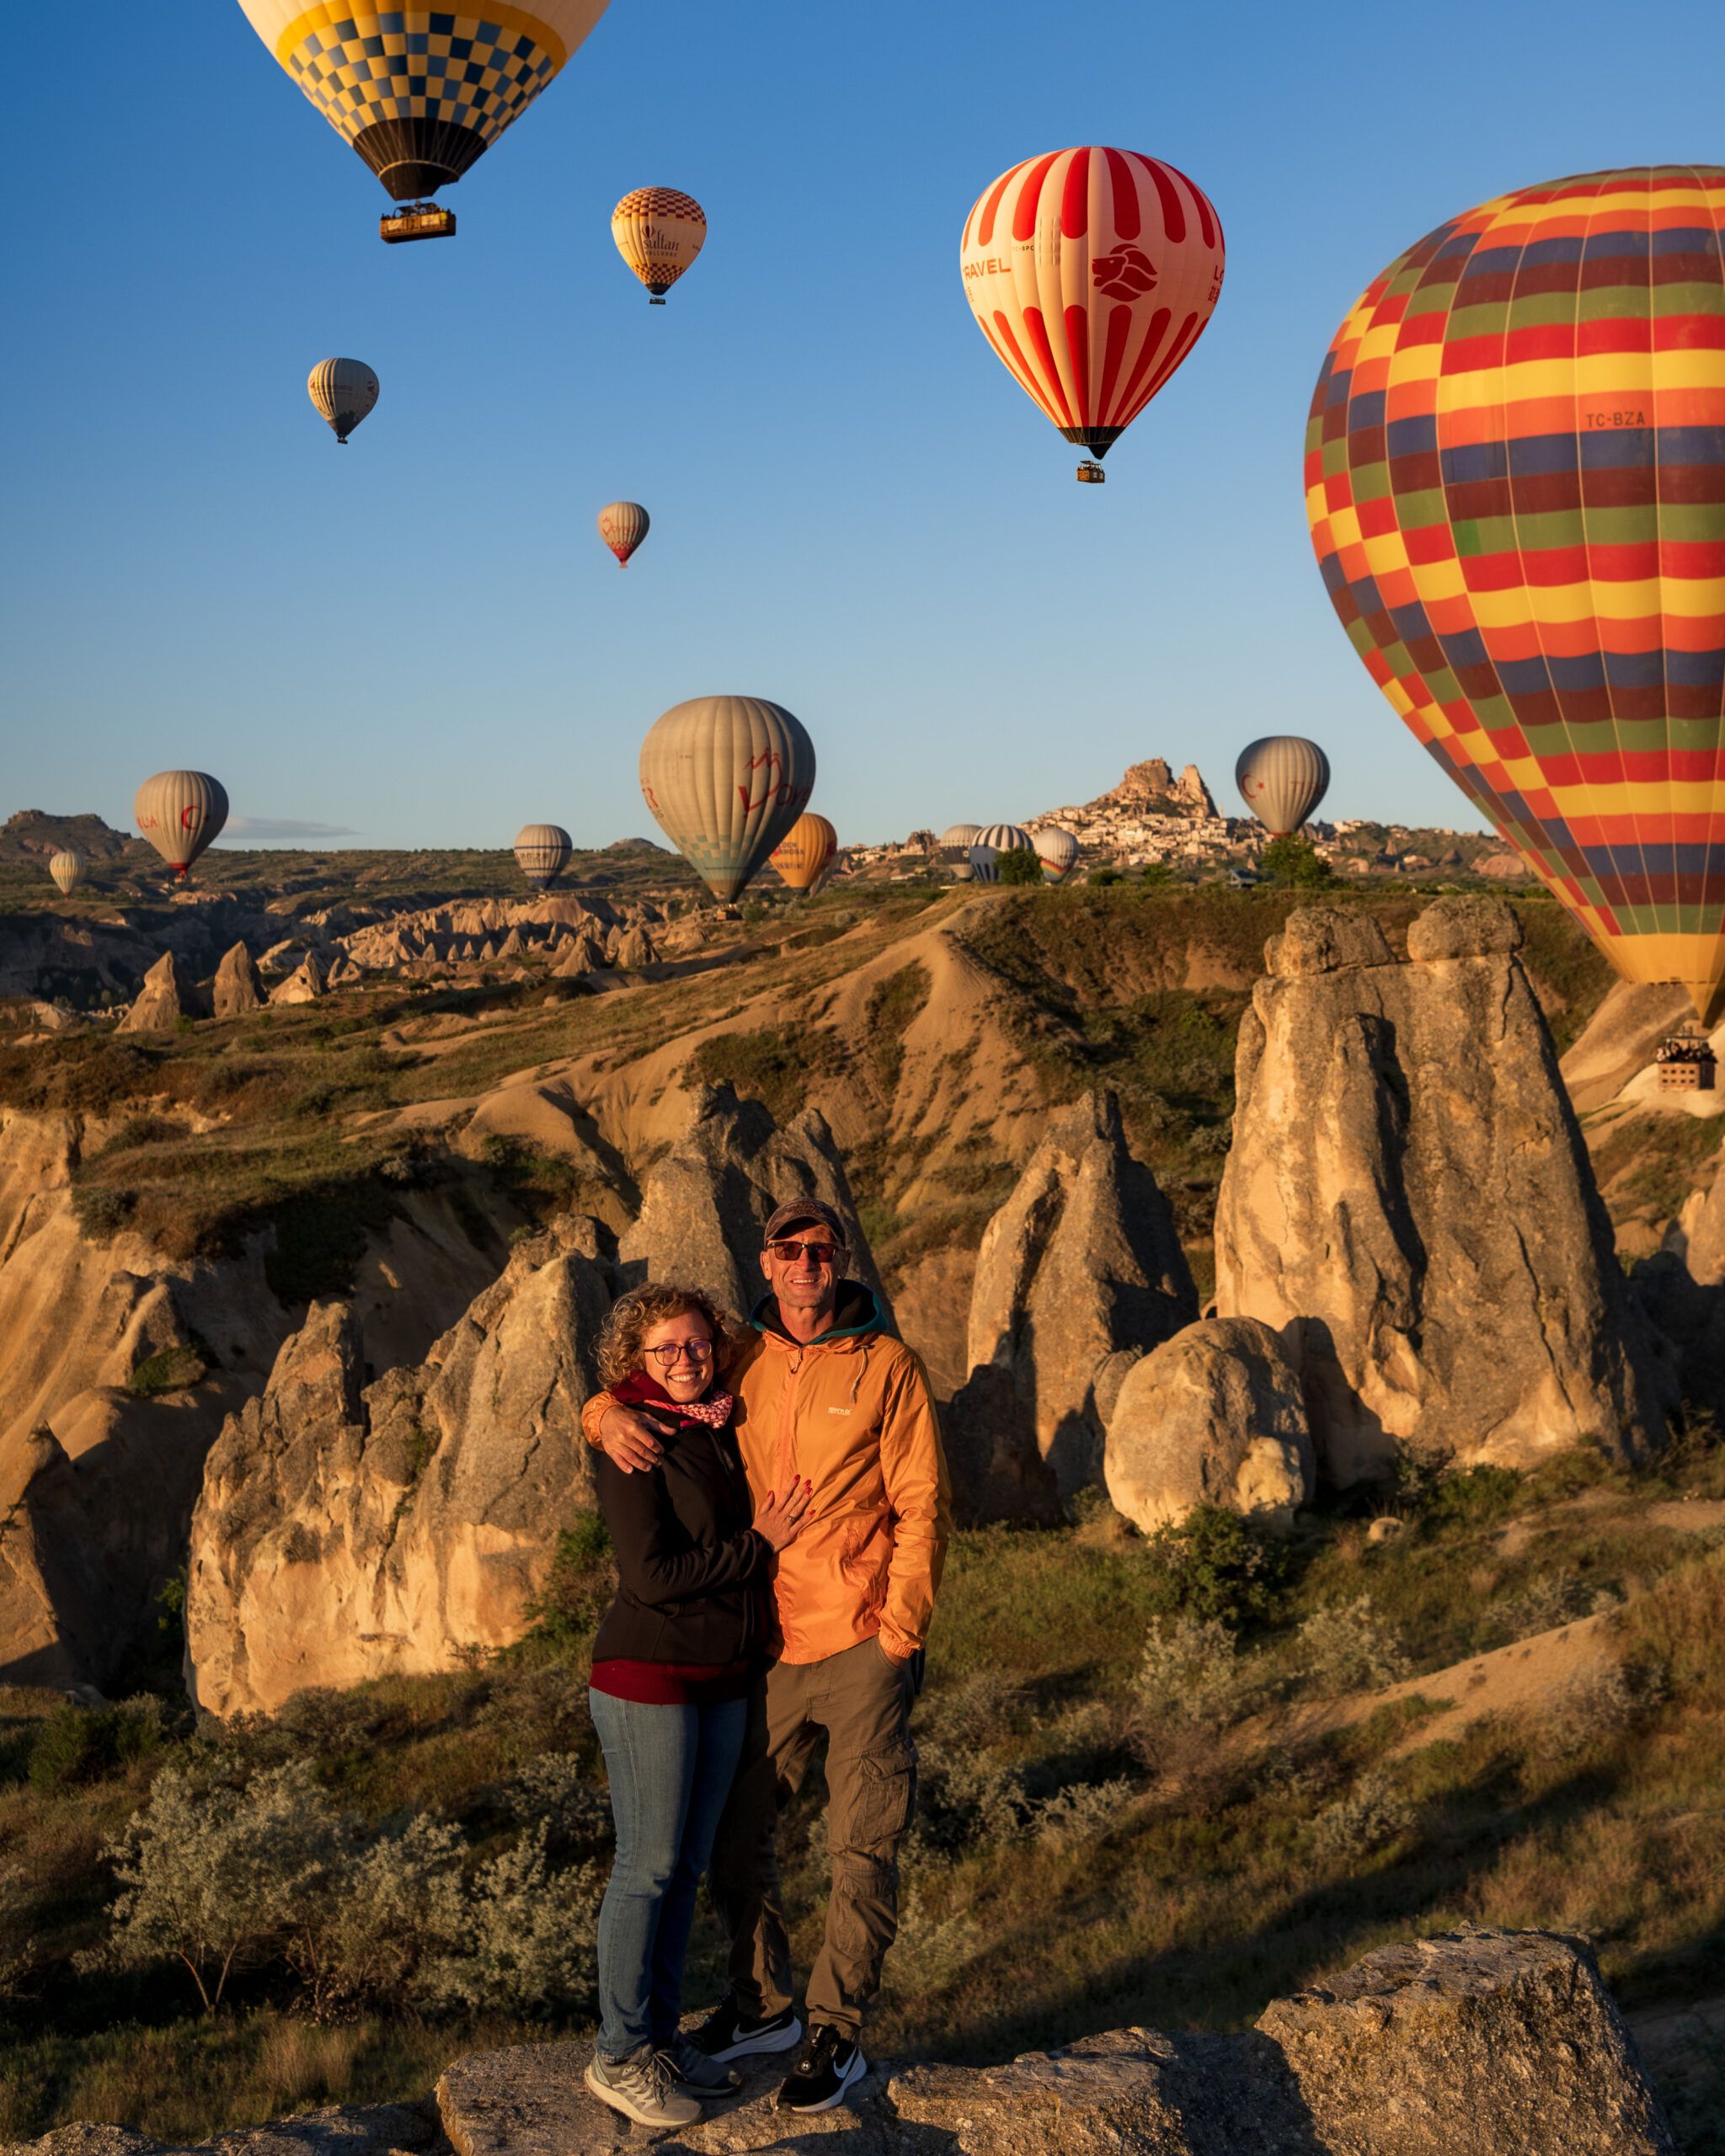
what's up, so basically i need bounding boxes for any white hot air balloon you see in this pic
[597,501,650,567]
[639,696,814,903]
[1035,827,1080,883]
[514,824,573,889]
[968,844,1000,884]
[975,822,1034,861]
[307,358,379,444]
[135,772,228,879]
[1235,738,1331,837]
[937,821,981,861]
[48,848,84,896]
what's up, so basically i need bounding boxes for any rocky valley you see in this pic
[0,863,1722,2149]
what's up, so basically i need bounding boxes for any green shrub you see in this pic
[1087,867,1123,887]
[995,847,1043,887]
[264,1179,399,1302]
[1133,1612,1260,1732]
[72,1182,135,1242]
[1261,835,1336,889]
[517,1514,616,1652]
[864,963,931,1093]
[127,1342,211,1397]
[1140,1506,1289,1630]
[28,1700,163,1793]
[1295,1596,1410,1694]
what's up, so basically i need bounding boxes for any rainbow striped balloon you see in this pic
[1306,166,1725,1023]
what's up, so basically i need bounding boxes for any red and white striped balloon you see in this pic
[960,147,1224,469]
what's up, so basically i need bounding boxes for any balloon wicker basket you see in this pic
[380,204,457,244]
[1076,460,1106,484]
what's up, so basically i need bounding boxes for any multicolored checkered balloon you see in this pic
[1306,166,1725,1023]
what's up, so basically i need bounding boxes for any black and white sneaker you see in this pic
[775,2023,866,2112]
[690,1997,803,2063]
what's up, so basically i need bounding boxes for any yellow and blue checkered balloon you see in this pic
[238,3,610,203]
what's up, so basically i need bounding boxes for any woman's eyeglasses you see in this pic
[646,1339,715,1368]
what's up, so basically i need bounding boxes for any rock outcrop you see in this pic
[424,1929,1672,2156]
[211,941,265,1018]
[617,1086,887,1325]
[1215,899,1668,1484]
[116,952,201,1033]
[613,926,655,969]
[270,951,328,1006]
[186,1216,612,1715]
[1104,1316,1313,1534]
[946,1091,1194,1510]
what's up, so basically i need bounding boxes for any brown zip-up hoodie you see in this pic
[582,1283,951,1662]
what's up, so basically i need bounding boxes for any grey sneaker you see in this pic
[585,2047,702,2127]
[657,2036,742,2097]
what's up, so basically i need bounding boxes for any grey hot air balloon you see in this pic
[307,358,380,444]
[968,844,1000,883]
[48,848,84,896]
[514,823,573,889]
[639,696,815,903]
[975,822,1034,859]
[1035,827,1080,883]
[1235,737,1331,836]
[134,771,228,879]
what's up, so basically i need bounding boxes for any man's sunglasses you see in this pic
[645,1339,715,1367]
[764,1238,844,1265]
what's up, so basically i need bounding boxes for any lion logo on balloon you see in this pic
[1092,245,1158,300]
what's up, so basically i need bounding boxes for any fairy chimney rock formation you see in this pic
[947,1090,1195,1513]
[270,950,329,1006]
[1104,1315,1313,1534]
[211,940,266,1017]
[1215,897,1669,1485]
[186,1215,611,1716]
[619,1086,886,1325]
[116,952,201,1033]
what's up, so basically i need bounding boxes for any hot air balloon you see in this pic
[135,772,227,880]
[307,360,378,445]
[960,147,1225,483]
[514,824,572,889]
[598,502,650,568]
[770,813,838,894]
[640,697,814,903]
[1235,739,1330,837]
[975,822,1034,857]
[611,189,707,302]
[238,2,611,237]
[969,845,1001,884]
[1307,165,1725,1025]
[1035,826,1080,883]
[48,849,84,897]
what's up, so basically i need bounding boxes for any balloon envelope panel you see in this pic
[238,2,611,200]
[961,147,1225,460]
[640,696,815,903]
[1306,165,1725,1022]
[1235,737,1331,835]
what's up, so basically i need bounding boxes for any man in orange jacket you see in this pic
[584,1198,951,2113]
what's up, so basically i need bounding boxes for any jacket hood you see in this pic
[750,1278,882,1347]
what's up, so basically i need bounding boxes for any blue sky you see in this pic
[3,1,1717,850]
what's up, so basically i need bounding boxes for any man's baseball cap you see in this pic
[761,1198,848,1246]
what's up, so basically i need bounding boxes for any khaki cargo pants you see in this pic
[709,1636,918,2036]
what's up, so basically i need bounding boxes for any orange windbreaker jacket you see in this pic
[583,1284,951,1663]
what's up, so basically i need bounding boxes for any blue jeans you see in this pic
[589,1688,750,2060]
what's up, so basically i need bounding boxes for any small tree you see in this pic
[994,846,1043,887]
[82,1761,346,2012]
[1260,835,1336,889]
[1140,862,1176,889]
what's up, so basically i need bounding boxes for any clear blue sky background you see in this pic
[3,1,1717,849]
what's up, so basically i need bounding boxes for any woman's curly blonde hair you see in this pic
[595,1282,742,1390]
